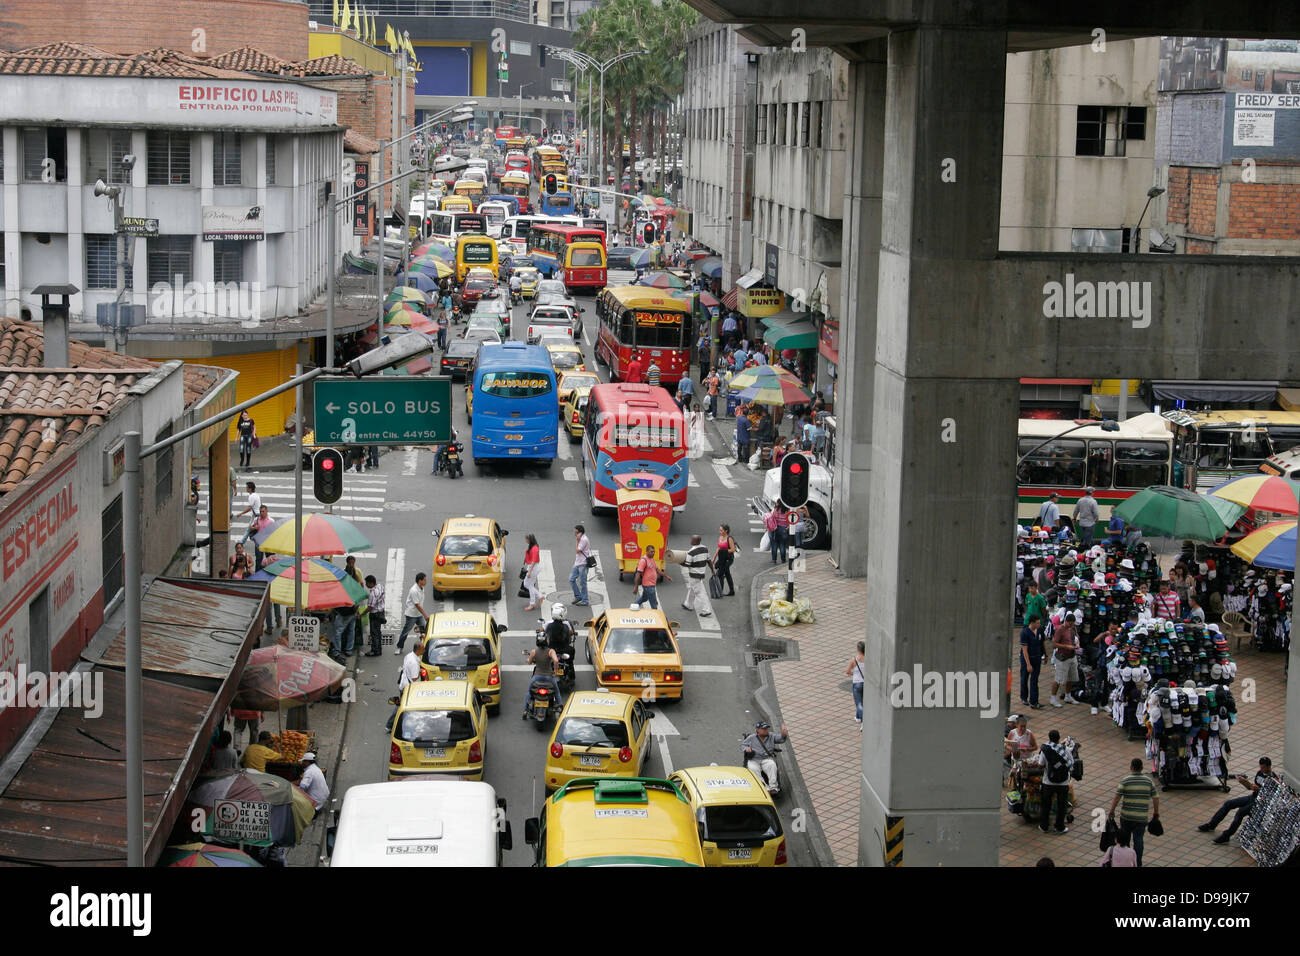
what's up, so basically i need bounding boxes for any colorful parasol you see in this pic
[160,842,263,867]
[637,271,688,290]
[387,286,426,303]
[254,513,372,556]
[187,770,314,846]
[1208,474,1299,516]
[256,558,369,610]
[727,364,813,405]
[409,256,455,278]
[1230,520,1297,571]
[233,645,347,710]
[1113,485,1240,542]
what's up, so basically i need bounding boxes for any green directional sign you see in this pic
[313,377,452,445]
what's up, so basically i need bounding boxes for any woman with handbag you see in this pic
[236,411,256,467]
[522,534,542,610]
[713,524,737,597]
[844,640,866,727]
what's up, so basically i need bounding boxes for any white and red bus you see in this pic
[499,172,531,215]
[582,382,689,513]
[526,223,607,279]
[594,287,692,388]
[504,152,531,177]
[495,125,523,147]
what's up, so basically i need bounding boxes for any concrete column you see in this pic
[858,27,1014,867]
[831,43,885,577]
[209,432,231,577]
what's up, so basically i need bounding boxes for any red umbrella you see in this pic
[233,645,347,711]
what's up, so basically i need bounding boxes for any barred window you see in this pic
[86,129,133,185]
[213,241,244,283]
[148,235,193,287]
[147,132,190,184]
[265,136,276,185]
[23,127,67,182]
[85,235,117,289]
[756,103,766,144]
[799,102,810,147]
[154,422,174,508]
[214,133,242,186]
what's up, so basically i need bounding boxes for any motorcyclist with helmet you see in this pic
[542,603,575,657]
[522,634,562,715]
[741,721,788,794]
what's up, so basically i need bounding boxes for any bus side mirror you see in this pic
[524,818,540,846]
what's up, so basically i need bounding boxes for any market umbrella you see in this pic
[384,307,423,328]
[254,513,372,557]
[409,256,455,279]
[1208,474,1299,515]
[395,270,441,293]
[160,842,263,867]
[1230,520,1297,571]
[727,364,813,405]
[387,286,426,303]
[1112,485,1238,542]
[187,770,313,846]
[233,645,347,711]
[628,248,652,269]
[697,257,722,280]
[257,558,369,610]
[697,291,721,308]
[1202,493,1251,531]
[638,271,688,290]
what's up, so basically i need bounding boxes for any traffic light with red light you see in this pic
[779,452,810,509]
[643,222,655,245]
[545,173,558,195]
[313,448,344,505]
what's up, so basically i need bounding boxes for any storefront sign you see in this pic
[120,217,159,237]
[103,440,125,486]
[818,316,840,364]
[213,799,272,843]
[352,161,371,237]
[738,287,785,318]
[202,205,264,241]
[1,476,78,586]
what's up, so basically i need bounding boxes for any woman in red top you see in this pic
[713,523,738,597]
[522,533,542,610]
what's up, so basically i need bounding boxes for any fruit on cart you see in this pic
[271,730,312,762]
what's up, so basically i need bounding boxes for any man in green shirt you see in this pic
[1024,581,1048,630]
[1108,758,1159,866]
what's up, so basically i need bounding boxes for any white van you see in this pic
[328,780,512,867]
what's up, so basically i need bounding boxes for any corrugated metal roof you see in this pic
[91,580,267,680]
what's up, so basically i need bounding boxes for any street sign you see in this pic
[213,800,272,843]
[120,216,159,237]
[288,616,321,652]
[314,377,452,445]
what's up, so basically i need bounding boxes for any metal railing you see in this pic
[306,0,532,22]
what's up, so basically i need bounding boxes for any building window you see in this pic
[265,136,276,185]
[213,241,244,283]
[1075,105,1146,157]
[86,129,133,185]
[23,127,67,182]
[148,235,193,287]
[147,132,190,184]
[799,102,810,147]
[1070,227,1131,253]
[812,101,824,148]
[154,422,174,508]
[0,242,5,287]
[102,495,124,609]
[86,235,117,289]
[214,132,242,186]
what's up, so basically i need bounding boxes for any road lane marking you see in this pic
[402,448,418,476]
[711,460,738,489]
[385,547,405,622]
[563,466,579,482]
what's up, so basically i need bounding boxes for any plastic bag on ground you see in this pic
[794,597,815,624]
[769,599,799,627]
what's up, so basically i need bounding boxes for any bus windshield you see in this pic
[570,248,604,267]
[461,241,495,264]
[628,309,684,348]
[480,371,553,398]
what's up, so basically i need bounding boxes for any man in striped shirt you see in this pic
[1152,580,1180,620]
[680,534,713,617]
[646,358,662,389]
[1108,758,1160,866]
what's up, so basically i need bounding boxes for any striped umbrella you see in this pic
[638,271,688,290]
[384,307,423,328]
[258,558,368,610]
[727,364,812,405]
[160,843,263,867]
[1230,520,1297,571]
[387,286,426,303]
[1208,474,1299,515]
[409,256,455,279]
[254,514,372,557]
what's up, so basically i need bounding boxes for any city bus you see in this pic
[560,241,607,294]
[452,179,487,210]
[539,189,575,217]
[527,223,607,278]
[477,200,513,238]
[495,125,523,147]
[582,382,689,513]
[505,152,531,177]
[594,286,692,388]
[468,342,559,468]
[1016,413,1173,528]
[456,233,499,281]
[499,172,531,215]
[502,215,542,255]
[1162,408,1300,492]
[424,210,487,244]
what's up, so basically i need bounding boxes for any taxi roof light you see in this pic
[594,779,647,803]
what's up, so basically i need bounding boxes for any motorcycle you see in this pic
[441,441,464,479]
[741,734,784,798]
[535,619,576,694]
[510,287,522,307]
[522,670,560,731]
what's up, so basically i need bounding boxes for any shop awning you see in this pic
[760,308,804,328]
[763,317,819,350]
[722,287,740,311]
[735,268,763,289]
[1150,380,1279,405]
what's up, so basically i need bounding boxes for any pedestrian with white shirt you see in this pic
[364,574,387,657]
[395,573,429,655]
[298,752,330,811]
[570,524,592,606]
[845,641,866,727]
[387,639,426,730]
[680,535,712,617]
[236,482,261,542]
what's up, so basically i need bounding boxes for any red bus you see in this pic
[499,172,531,215]
[527,223,607,279]
[495,125,523,146]
[594,287,692,388]
[582,382,689,512]
[505,153,531,177]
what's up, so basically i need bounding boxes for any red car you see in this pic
[460,275,498,306]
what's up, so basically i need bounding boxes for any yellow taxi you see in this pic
[557,370,599,409]
[544,341,586,376]
[543,689,652,794]
[388,680,490,780]
[516,266,541,299]
[421,612,506,713]
[558,371,598,440]
[432,515,509,600]
[584,608,684,701]
[667,767,787,866]
[523,777,704,867]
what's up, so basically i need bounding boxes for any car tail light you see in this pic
[775,839,787,865]
[486,554,498,566]
[435,554,446,566]
[550,743,563,758]
[601,671,621,682]
[419,666,429,680]
[468,740,482,763]
[663,670,681,682]
[488,665,500,686]
[572,411,580,423]
[618,746,633,763]
[390,742,403,764]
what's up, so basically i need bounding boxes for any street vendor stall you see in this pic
[612,487,672,582]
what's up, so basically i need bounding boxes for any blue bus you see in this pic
[466,342,559,468]
[539,190,575,217]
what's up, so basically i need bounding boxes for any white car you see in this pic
[749,461,833,550]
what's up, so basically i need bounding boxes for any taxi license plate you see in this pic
[578,755,604,767]
[633,671,653,680]
[458,563,476,571]
[727,848,753,860]
[423,747,446,759]
[444,671,467,680]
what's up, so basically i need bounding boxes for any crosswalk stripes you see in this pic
[562,466,579,482]
[195,472,392,532]
[710,460,739,490]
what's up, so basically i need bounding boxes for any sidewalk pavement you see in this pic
[751,559,1282,867]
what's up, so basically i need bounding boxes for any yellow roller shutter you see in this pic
[178,346,299,440]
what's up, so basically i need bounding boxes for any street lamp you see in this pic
[1132,185,1166,253]
[547,48,648,188]
[517,82,533,131]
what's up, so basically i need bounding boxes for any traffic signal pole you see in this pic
[778,452,811,603]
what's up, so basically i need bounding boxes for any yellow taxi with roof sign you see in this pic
[668,766,787,866]
[421,611,507,713]
[543,689,652,793]
[389,680,489,780]
[584,607,684,701]
[432,515,508,600]
[523,777,704,867]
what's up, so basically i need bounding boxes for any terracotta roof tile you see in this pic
[296,55,373,77]
[0,43,268,80]
[207,47,295,75]
[344,129,381,155]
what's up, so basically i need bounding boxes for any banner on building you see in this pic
[674,208,692,235]
[352,161,372,236]
[818,316,840,365]
[202,205,264,241]
[738,287,785,318]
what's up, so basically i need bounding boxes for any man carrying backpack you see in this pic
[1039,729,1074,834]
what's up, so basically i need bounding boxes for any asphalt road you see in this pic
[328,273,820,866]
